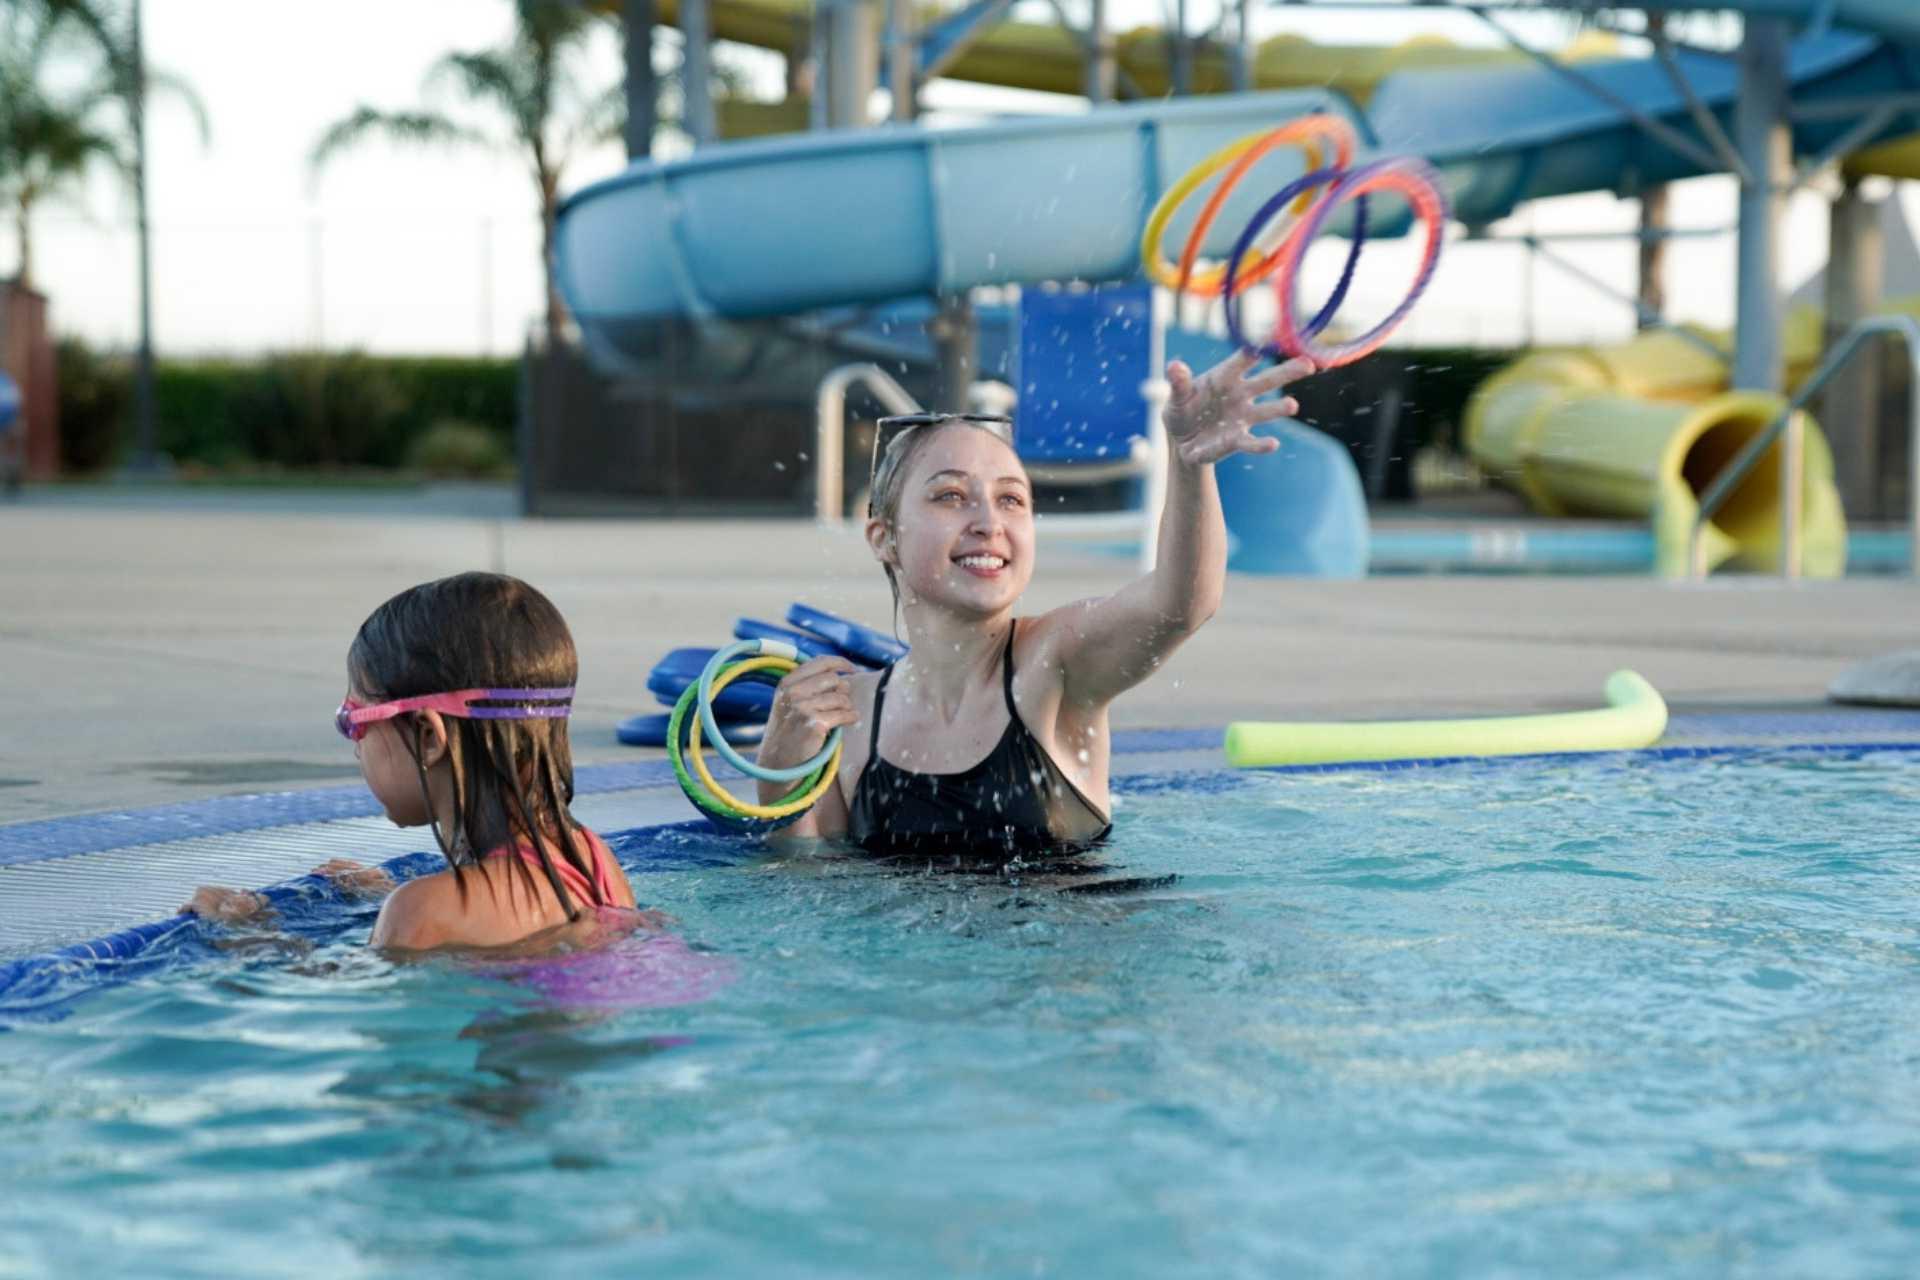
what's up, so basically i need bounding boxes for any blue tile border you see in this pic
[5,712,1918,868]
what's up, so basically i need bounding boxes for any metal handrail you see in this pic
[814,363,922,524]
[1687,314,1920,581]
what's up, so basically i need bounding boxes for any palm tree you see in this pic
[0,4,126,291]
[311,0,629,343]
[1,0,206,470]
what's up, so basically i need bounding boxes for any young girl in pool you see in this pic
[758,349,1314,859]
[188,572,643,950]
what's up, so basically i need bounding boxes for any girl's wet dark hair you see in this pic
[349,572,596,918]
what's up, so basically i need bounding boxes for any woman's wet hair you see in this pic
[348,572,595,917]
[867,420,1023,632]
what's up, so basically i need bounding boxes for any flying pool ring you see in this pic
[1139,114,1356,297]
[697,639,843,783]
[1270,156,1450,369]
[1222,166,1368,358]
[665,667,821,833]
[677,656,843,824]
[1171,116,1360,300]
[1221,167,1371,362]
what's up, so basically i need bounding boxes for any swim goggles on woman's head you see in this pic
[335,688,575,742]
[869,412,1015,511]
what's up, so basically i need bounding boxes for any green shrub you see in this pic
[54,340,520,472]
[407,418,513,478]
[54,337,130,473]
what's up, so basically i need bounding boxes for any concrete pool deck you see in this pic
[2,484,1916,827]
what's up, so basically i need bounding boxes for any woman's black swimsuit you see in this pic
[847,622,1165,891]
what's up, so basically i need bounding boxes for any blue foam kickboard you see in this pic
[786,603,907,668]
[734,618,840,660]
[617,712,766,749]
[647,648,778,718]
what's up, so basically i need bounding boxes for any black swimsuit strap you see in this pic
[868,661,894,758]
[1000,620,1019,719]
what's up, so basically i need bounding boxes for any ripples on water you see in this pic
[5,750,1920,1277]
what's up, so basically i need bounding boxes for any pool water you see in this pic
[6,750,1920,1277]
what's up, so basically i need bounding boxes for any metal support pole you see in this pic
[1170,0,1192,96]
[930,294,978,412]
[1086,0,1115,103]
[623,0,659,159]
[1230,0,1253,94]
[1137,287,1171,574]
[1822,178,1886,519]
[1781,404,1804,579]
[887,0,916,121]
[680,0,718,146]
[1637,184,1669,328]
[129,0,158,472]
[822,0,880,129]
[1732,16,1790,393]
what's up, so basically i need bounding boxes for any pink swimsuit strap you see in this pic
[484,829,618,908]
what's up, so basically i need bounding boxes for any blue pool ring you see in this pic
[649,648,776,718]
[618,712,765,749]
[1223,166,1369,360]
[786,603,907,668]
[697,640,842,784]
[734,618,839,660]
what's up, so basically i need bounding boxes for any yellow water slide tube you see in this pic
[1464,328,1849,577]
[1225,671,1668,768]
[634,0,1612,129]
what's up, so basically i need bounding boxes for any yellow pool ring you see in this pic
[1141,116,1355,295]
[687,655,843,819]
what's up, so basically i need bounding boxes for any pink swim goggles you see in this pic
[335,687,575,742]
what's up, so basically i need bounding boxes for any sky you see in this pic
[10,0,1909,357]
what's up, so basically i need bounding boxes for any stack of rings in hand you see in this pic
[668,639,842,835]
[1140,113,1450,369]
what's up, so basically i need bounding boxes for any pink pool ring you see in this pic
[1270,156,1450,369]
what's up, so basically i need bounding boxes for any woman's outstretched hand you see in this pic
[1162,350,1316,466]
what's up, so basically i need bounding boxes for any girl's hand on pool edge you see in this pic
[315,859,396,899]
[183,886,273,925]
[761,656,859,769]
[1162,351,1316,466]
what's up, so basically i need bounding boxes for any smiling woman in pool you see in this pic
[757,349,1316,860]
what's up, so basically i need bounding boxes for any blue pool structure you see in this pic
[6,707,1920,1273]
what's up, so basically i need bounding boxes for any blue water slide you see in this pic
[559,88,1362,342]
[556,34,1920,355]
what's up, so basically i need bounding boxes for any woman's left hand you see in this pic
[1162,350,1316,466]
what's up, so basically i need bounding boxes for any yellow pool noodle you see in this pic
[1224,671,1668,768]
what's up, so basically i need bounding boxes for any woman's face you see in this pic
[872,424,1036,618]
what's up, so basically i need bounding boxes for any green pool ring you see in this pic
[667,679,822,825]
[1224,670,1668,768]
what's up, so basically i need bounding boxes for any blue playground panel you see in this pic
[1016,285,1154,466]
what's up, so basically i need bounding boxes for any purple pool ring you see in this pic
[1272,155,1450,368]
[1223,166,1369,360]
